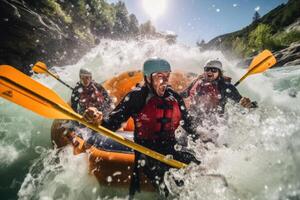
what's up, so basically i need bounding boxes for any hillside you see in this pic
[199,0,300,66]
[0,0,157,74]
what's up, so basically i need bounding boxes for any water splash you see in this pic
[1,39,300,199]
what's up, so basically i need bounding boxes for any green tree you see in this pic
[140,20,156,37]
[128,14,140,37]
[88,0,116,36]
[248,24,274,51]
[252,11,261,22]
[232,37,246,56]
[113,1,130,38]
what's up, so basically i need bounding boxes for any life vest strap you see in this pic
[156,117,171,124]
[157,103,173,110]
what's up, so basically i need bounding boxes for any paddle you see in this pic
[234,50,276,87]
[0,65,187,168]
[33,61,74,90]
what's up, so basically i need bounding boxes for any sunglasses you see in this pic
[204,67,219,73]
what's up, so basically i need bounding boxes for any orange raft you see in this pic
[51,70,196,190]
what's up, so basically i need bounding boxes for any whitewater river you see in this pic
[0,40,300,200]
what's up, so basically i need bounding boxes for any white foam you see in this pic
[0,144,19,166]
[1,39,299,199]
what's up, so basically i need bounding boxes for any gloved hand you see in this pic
[239,97,253,108]
[83,107,103,125]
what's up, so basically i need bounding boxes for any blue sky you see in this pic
[108,0,288,45]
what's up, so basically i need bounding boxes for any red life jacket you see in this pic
[189,79,221,112]
[135,96,182,140]
[79,83,105,111]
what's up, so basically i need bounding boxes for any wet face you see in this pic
[149,71,170,96]
[203,67,220,82]
[80,74,92,87]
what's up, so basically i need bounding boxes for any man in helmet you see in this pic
[67,68,113,148]
[71,68,112,115]
[83,58,200,197]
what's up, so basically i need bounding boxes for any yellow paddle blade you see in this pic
[0,65,72,119]
[33,61,48,74]
[33,61,59,79]
[248,49,276,75]
[33,61,74,90]
[235,49,277,86]
[0,65,187,168]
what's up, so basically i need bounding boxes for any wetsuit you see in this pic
[102,84,200,197]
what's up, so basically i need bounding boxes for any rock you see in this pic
[285,18,300,32]
[274,42,300,67]
[0,0,95,74]
[235,42,300,69]
[288,88,298,98]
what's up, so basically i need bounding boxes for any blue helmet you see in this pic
[143,58,171,77]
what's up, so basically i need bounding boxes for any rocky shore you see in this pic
[0,0,95,74]
[0,0,159,74]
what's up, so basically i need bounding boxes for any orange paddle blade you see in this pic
[32,61,48,74]
[248,49,276,75]
[0,65,72,119]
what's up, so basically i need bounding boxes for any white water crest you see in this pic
[0,39,300,199]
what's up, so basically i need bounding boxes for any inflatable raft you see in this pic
[51,70,196,190]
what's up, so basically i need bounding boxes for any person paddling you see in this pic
[83,58,200,198]
[181,59,257,144]
[182,59,256,114]
[71,68,112,115]
[66,68,113,147]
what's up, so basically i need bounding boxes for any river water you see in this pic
[0,39,300,200]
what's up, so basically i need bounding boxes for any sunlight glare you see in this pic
[143,0,167,19]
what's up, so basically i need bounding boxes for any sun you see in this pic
[143,0,167,19]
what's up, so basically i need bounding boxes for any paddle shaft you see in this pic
[234,54,273,87]
[234,72,250,87]
[35,65,74,90]
[50,73,74,90]
[0,76,187,169]
[57,109,187,168]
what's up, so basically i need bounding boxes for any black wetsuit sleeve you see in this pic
[225,84,258,108]
[102,87,147,131]
[71,83,80,112]
[224,84,243,103]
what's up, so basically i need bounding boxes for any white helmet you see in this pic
[79,68,92,77]
[204,59,222,71]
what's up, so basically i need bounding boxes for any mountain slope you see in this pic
[200,0,300,62]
